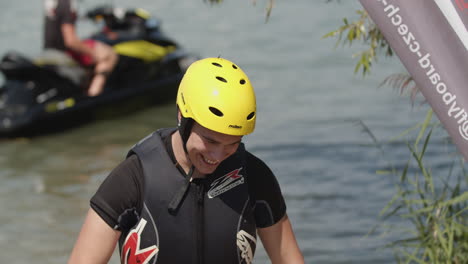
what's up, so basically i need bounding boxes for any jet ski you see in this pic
[0,6,198,137]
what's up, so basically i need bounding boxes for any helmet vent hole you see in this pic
[232,64,238,69]
[216,76,228,83]
[247,112,255,120]
[240,79,246,85]
[209,107,224,117]
[212,62,222,67]
[181,93,186,105]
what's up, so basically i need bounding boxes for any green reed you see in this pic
[363,109,468,264]
[322,2,467,262]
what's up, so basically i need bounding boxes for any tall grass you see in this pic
[322,2,467,262]
[362,109,468,264]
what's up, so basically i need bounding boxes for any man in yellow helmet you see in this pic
[68,58,304,264]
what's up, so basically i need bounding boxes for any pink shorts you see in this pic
[67,39,96,67]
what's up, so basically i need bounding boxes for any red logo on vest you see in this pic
[121,219,159,264]
[227,168,242,179]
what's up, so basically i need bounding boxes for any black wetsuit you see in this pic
[91,128,286,264]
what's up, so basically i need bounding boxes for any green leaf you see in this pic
[322,30,339,39]
[354,57,362,74]
[347,27,355,42]
[414,109,433,152]
[411,192,468,214]
[376,170,392,175]
[400,248,426,264]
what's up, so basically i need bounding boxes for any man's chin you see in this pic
[196,163,218,175]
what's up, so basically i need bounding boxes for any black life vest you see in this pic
[118,128,258,264]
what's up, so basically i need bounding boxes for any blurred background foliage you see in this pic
[322,2,468,263]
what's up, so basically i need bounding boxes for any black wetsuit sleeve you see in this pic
[246,152,287,228]
[90,155,144,230]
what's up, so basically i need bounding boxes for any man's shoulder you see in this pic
[113,154,143,176]
[244,150,273,175]
[131,128,175,151]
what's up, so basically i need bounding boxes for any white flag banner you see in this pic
[360,0,468,160]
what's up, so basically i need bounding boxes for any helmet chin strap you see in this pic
[168,114,199,215]
[178,115,194,154]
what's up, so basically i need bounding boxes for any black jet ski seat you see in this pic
[0,50,86,87]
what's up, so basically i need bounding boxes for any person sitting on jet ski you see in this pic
[43,0,118,97]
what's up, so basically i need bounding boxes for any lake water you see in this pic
[0,0,460,263]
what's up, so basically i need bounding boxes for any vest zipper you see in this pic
[168,167,194,215]
[196,182,205,264]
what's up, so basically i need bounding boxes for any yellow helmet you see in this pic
[176,57,256,136]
